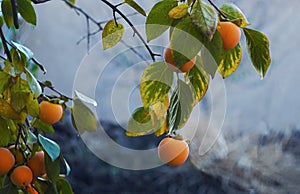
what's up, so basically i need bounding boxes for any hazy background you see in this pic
[22,0,300,193]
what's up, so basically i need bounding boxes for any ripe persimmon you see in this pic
[158,137,189,166]
[9,145,24,163]
[0,147,15,175]
[10,165,33,188]
[27,151,46,177]
[39,101,63,124]
[164,46,196,73]
[219,21,241,51]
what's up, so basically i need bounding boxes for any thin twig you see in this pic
[100,0,157,62]
[11,0,19,29]
[38,81,73,101]
[32,0,51,4]
[0,27,12,62]
[207,0,228,19]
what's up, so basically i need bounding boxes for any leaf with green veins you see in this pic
[25,68,42,97]
[11,78,31,112]
[170,15,203,68]
[126,107,153,136]
[17,0,37,25]
[190,0,218,40]
[168,4,189,19]
[218,43,242,78]
[1,0,13,28]
[146,0,178,42]
[168,79,194,133]
[12,41,34,60]
[243,28,271,78]
[102,20,124,50]
[185,56,210,105]
[125,0,146,16]
[0,71,11,93]
[201,30,225,77]
[140,61,174,108]
[10,48,26,75]
[220,3,250,27]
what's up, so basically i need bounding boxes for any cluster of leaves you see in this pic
[0,0,98,193]
[125,0,271,137]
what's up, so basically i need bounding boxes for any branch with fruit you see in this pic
[0,0,271,193]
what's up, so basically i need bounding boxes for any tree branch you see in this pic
[207,0,227,19]
[0,27,12,62]
[11,0,19,29]
[32,0,51,4]
[100,0,158,62]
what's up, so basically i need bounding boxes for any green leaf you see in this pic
[0,117,10,147]
[243,28,271,78]
[168,79,194,132]
[11,78,30,112]
[16,0,37,25]
[220,3,250,27]
[27,129,37,144]
[10,48,26,75]
[71,96,98,134]
[74,90,97,106]
[60,154,71,176]
[26,94,40,118]
[201,30,225,77]
[140,61,174,108]
[57,178,73,194]
[0,17,4,27]
[185,56,210,105]
[38,134,61,161]
[11,41,34,60]
[25,68,42,97]
[150,99,169,136]
[125,0,146,16]
[190,0,217,40]
[170,15,203,68]
[102,20,124,50]
[146,0,178,42]
[126,107,152,136]
[218,43,242,78]
[0,71,11,93]
[68,0,76,4]
[1,0,13,28]
[168,4,189,19]
[45,152,60,184]
[0,99,20,120]
[33,119,55,134]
